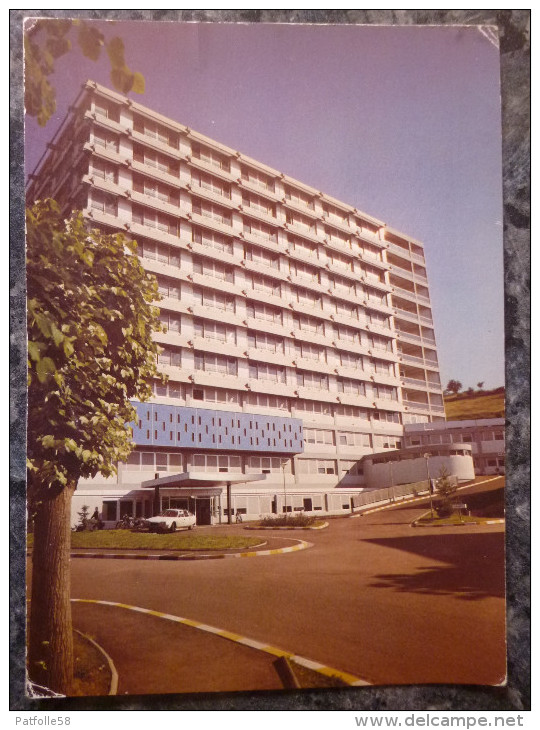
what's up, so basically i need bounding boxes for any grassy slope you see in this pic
[444,390,505,421]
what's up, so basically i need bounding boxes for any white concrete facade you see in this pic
[28,80,446,522]
[402,418,505,475]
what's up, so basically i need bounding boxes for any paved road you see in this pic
[51,478,508,694]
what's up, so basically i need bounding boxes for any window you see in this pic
[133,145,179,176]
[138,240,180,268]
[159,312,182,333]
[242,194,275,218]
[338,432,371,448]
[93,100,120,122]
[246,457,287,473]
[323,204,349,225]
[284,186,314,210]
[288,235,317,257]
[373,385,398,401]
[289,260,318,282]
[293,314,324,334]
[296,287,321,308]
[295,400,331,416]
[297,459,336,475]
[251,273,281,297]
[247,331,284,354]
[337,378,366,396]
[193,257,234,283]
[192,454,242,472]
[191,143,230,172]
[133,175,179,206]
[124,451,183,471]
[335,405,369,419]
[246,301,282,324]
[132,205,179,236]
[330,274,355,295]
[191,170,231,198]
[286,211,315,233]
[90,190,117,216]
[245,393,289,410]
[295,342,325,362]
[90,159,117,183]
[240,166,275,192]
[335,325,358,344]
[248,362,286,384]
[192,387,240,405]
[192,199,231,226]
[371,411,401,424]
[192,227,233,255]
[304,429,334,446]
[151,380,182,399]
[134,116,179,148]
[335,299,358,319]
[93,129,119,152]
[243,218,277,242]
[156,277,181,300]
[193,287,235,312]
[297,371,328,390]
[244,246,279,267]
[194,319,236,344]
[194,352,237,376]
[157,347,181,367]
[324,233,353,256]
[340,352,363,370]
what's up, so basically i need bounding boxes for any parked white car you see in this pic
[145,509,196,533]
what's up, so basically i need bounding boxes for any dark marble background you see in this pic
[9,9,530,712]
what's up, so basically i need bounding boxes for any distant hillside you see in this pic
[443,387,505,421]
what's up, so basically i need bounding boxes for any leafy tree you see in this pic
[24,18,145,126]
[477,381,485,391]
[27,200,162,694]
[445,379,463,395]
[434,465,458,518]
[76,504,90,529]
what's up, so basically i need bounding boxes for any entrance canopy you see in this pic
[140,471,267,492]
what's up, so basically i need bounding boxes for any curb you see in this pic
[72,598,370,688]
[74,628,118,695]
[66,538,312,561]
[244,521,329,531]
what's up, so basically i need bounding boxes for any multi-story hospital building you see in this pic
[27,80,449,524]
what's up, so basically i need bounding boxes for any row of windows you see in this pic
[149,380,402,424]
[87,167,388,275]
[407,431,504,446]
[90,105,380,241]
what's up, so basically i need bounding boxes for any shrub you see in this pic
[259,513,317,527]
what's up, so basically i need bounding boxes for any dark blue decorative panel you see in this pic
[130,402,304,454]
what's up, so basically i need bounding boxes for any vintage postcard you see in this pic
[23,17,507,701]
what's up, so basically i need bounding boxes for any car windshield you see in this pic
[161,510,178,517]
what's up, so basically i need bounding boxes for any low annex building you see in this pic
[402,418,505,476]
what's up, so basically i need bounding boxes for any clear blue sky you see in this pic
[25,20,505,391]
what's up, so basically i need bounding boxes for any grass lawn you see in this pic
[444,391,505,420]
[416,512,493,527]
[27,530,265,551]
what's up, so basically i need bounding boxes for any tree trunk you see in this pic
[28,481,76,695]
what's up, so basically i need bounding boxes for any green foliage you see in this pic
[77,505,90,527]
[259,514,317,527]
[24,18,145,126]
[434,465,458,517]
[27,200,162,504]
[445,379,463,395]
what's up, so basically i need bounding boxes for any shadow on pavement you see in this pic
[364,531,505,601]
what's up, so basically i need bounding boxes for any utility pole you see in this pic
[424,453,433,519]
